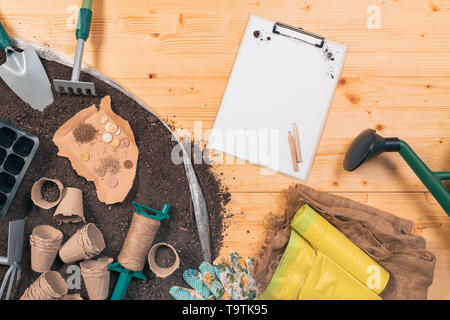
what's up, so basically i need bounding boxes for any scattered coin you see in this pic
[102,133,113,143]
[101,116,108,124]
[80,152,90,162]
[111,138,120,148]
[124,160,133,169]
[105,122,118,134]
[108,177,118,188]
[120,137,130,148]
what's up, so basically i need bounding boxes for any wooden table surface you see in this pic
[1,0,448,299]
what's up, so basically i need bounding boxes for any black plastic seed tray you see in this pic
[0,120,39,218]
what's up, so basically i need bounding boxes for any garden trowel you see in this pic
[0,219,25,300]
[0,23,54,111]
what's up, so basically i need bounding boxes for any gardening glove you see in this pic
[169,252,260,300]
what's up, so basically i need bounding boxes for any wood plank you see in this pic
[52,46,450,78]
[4,0,450,18]
[219,192,450,299]
[2,1,450,76]
[208,136,449,194]
[2,0,448,299]
[121,76,449,194]
[115,77,450,108]
[116,77,450,137]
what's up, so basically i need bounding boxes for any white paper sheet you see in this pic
[208,14,347,180]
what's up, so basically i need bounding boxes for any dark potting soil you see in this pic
[0,50,231,300]
[154,246,176,269]
[40,180,61,203]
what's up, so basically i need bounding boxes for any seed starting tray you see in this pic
[0,120,39,218]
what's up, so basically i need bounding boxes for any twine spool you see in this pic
[118,212,160,272]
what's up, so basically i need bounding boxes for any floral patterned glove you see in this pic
[169,252,259,300]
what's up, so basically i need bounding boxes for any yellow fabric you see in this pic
[261,205,389,300]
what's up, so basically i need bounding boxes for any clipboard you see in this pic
[207,14,347,181]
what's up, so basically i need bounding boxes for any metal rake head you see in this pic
[53,79,96,96]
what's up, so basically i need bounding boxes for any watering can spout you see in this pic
[345,129,450,216]
[344,129,400,171]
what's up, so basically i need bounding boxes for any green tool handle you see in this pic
[76,0,93,41]
[111,272,133,300]
[109,261,146,300]
[399,140,450,216]
[132,201,170,221]
[82,0,93,9]
[0,22,12,51]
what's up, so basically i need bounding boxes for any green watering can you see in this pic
[109,202,170,300]
[344,129,450,216]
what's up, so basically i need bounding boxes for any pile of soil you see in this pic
[40,180,62,203]
[154,246,177,269]
[0,50,230,300]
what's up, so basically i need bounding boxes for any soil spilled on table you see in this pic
[0,50,230,300]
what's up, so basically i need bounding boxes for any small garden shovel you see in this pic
[0,22,53,111]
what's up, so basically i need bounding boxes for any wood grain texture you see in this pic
[221,192,450,300]
[0,0,448,299]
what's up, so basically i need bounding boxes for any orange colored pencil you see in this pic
[293,123,302,163]
[288,132,299,172]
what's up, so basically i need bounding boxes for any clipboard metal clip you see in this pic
[273,22,324,48]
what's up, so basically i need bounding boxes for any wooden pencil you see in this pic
[288,131,299,172]
[293,123,302,163]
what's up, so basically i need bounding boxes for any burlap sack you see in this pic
[20,271,68,300]
[254,183,436,300]
[80,257,113,300]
